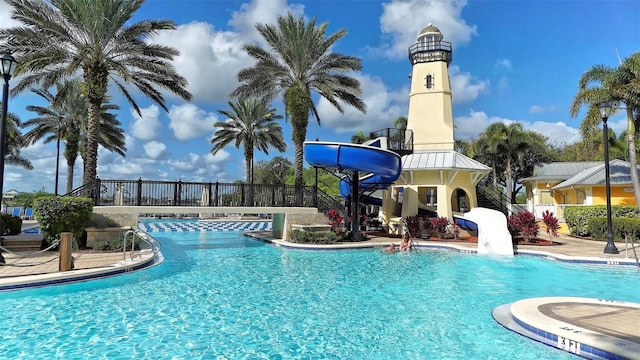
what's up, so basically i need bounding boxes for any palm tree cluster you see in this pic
[571,51,640,211]
[1,0,636,212]
[1,0,192,191]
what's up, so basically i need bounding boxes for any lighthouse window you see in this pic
[425,74,434,89]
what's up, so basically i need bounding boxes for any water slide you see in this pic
[303,140,402,203]
[456,208,514,256]
[304,140,402,240]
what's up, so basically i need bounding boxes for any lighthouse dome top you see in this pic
[417,23,443,42]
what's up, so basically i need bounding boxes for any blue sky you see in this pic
[0,0,638,194]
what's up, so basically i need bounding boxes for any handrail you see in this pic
[476,183,527,216]
[123,229,161,261]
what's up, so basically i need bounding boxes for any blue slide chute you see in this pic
[304,141,402,202]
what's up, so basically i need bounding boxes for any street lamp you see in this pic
[598,101,619,254]
[0,54,16,264]
[1,54,18,211]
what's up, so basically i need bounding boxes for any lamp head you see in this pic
[598,101,615,121]
[0,54,17,80]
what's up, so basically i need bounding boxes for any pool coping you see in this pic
[493,297,640,360]
[0,250,162,292]
[245,233,640,267]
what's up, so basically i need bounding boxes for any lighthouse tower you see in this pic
[379,23,490,227]
[406,23,454,151]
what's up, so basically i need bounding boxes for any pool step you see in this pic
[1,238,42,252]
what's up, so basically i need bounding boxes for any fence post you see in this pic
[137,177,143,206]
[214,181,219,206]
[59,232,73,271]
[240,183,245,206]
[94,177,101,205]
[282,184,286,206]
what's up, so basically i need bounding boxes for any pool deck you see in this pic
[1,222,638,359]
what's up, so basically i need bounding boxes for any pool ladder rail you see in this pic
[123,229,162,262]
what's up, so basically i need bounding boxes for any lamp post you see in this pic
[598,101,619,254]
[1,54,17,211]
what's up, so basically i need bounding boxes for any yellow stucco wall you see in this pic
[592,186,638,206]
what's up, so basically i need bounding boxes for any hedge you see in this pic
[564,205,639,236]
[587,217,640,242]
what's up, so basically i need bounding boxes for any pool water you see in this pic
[1,226,638,359]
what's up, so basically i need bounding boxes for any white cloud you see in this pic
[130,105,161,140]
[449,65,489,103]
[151,22,250,102]
[168,103,218,141]
[529,104,557,114]
[495,58,512,71]
[454,110,581,146]
[376,0,477,59]
[144,141,168,160]
[228,0,305,42]
[317,74,409,134]
[0,0,22,30]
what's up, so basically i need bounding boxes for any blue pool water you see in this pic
[1,223,638,359]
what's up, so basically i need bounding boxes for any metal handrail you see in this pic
[123,229,161,261]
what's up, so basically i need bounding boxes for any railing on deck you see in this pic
[530,204,587,221]
[64,178,343,211]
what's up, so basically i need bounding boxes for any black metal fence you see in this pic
[65,178,343,211]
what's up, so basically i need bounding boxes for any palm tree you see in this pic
[1,0,192,186]
[393,116,408,130]
[477,122,531,203]
[22,80,126,194]
[231,13,366,204]
[0,105,33,170]
[212,98,287,187]
[570,51,640,211]
[350,131,368,144]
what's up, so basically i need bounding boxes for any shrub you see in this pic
[565,205,639,236]
[542,210,560,240]
[290,229,338,244]
[404,215,421,237]
[430,217,451,238]
[0,213,22,236]
[587,217,640,242]
[34,196,93,246]
[508,211,539,241]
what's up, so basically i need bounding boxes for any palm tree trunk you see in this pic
[244,146,253,206]
[505,157,513,205]
[66,158,75,194]
[626,109,640,212]
[286,86,310,206]
[83,99,100,187]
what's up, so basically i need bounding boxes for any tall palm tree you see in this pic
[212,98,287,185]
[477,122,531,203]
[23,80,126,194]
[570,51,640,211]
[231,13,366,204]
[1,0,192,186]
[0,105,33,170]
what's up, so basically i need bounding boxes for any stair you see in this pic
[1,235,43,252]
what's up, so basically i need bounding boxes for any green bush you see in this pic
[34,196,93,246]
[565,205,639,236]
[0,213,22,236]
[93,237,142,251]
[290,229,337,244]
[587,217,640,242]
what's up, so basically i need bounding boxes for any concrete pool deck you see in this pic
[1,224,638,359]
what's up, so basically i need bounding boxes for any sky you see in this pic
[0,0,638,194]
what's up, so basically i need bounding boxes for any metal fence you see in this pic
[65,178,343,211]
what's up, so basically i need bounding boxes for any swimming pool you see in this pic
[1,223,638,359]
